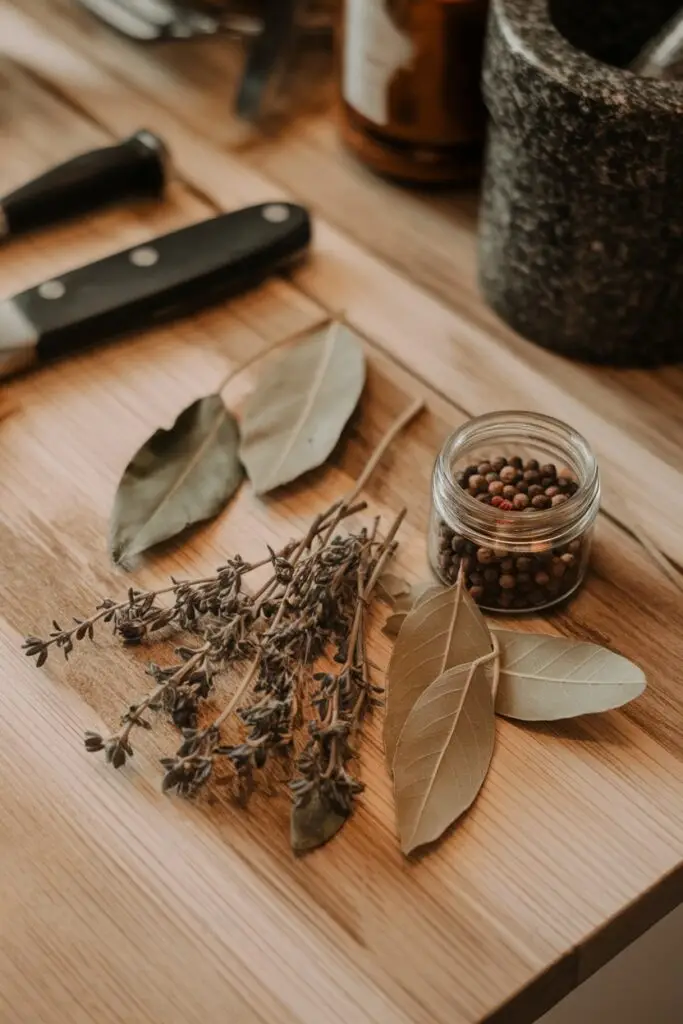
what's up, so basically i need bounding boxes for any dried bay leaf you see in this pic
[239,321,366,495]
[382,583,444,637]
[493,630,647,721]
[382,612,407,639]
[393,657,496,855]
[110,394,243,565]
[384,577,492,764]
[377,572,411,602]
[291,790,348,853]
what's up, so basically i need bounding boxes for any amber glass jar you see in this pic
[338,0,489,183]
[428,412,601,612]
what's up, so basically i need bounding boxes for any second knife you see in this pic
[0,202,311,379]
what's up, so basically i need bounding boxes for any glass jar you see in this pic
[429,411,601,612]
[337,0,489,184]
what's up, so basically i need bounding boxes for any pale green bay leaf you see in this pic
[393,660,496,855]
[110,394,243,565]
[239,321,366,495]
[291,790,348,853]
[493,630,647,721]
[384,577,492,765]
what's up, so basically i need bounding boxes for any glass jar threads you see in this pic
[429,412,601,612]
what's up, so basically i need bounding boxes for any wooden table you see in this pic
[2,4,683,1022]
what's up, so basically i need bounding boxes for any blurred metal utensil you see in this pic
[77,0,335,120]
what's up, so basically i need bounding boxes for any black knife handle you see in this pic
[0,130,168,239]
[12,203,310,363]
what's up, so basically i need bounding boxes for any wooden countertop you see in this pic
[1,4,683,1023]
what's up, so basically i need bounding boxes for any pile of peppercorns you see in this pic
[434,456,586,611]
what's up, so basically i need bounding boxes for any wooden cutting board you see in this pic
[1,5,682,1023]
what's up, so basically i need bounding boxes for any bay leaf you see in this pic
[393,658,496,855]
[110,394,243,565]
[239,321,366,495]
[382,612,407,639]
[290,790,348,853]
[377,572,411,603]
[382,584,444,637]
[493,630,647,721]
[384,577,492,764]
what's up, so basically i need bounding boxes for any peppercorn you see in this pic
[431,451,586,610]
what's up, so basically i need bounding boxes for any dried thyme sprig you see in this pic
[24,398,425,847]
[292,509,405,820]
[22,501,365,664]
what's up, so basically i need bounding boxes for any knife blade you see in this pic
[0,202,310,379]
[0,131,168,241]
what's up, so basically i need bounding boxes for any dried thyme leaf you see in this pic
[493,631,647,721]
[291,790,348,853]
[239,321,366,495]
[384,576,492,764]
[110,394,243,565]
[393,654,496,855]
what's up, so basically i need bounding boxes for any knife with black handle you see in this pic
[0,202,310,379]
[0,130,168,241]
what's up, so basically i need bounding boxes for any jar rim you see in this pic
[432,410,600,548]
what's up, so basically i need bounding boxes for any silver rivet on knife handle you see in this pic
[0,300,39,378]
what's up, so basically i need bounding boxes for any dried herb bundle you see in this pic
[24,399,423,851]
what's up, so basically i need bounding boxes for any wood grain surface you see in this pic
[1,5,683,1023]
